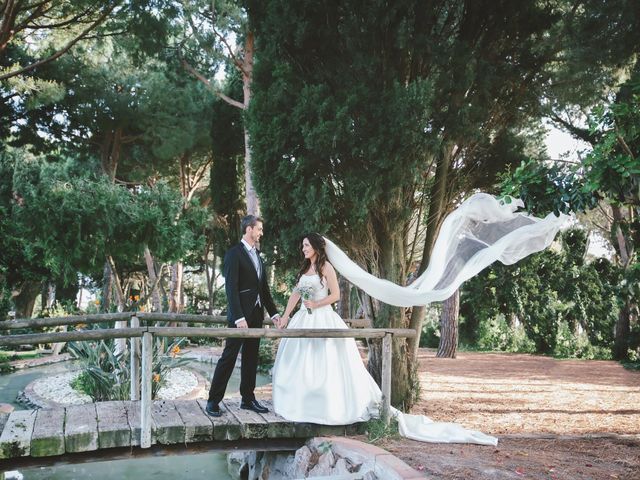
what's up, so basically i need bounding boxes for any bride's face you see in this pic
[302,238,317,261]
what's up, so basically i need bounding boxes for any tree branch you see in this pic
[616,132,635,158]
[549,113,598,145]
[26,8,95,30]
[181,58,245,109]
[0,2,119,81]
[212,27,247,76]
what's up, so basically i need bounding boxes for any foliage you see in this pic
[257,338,278,374]
[209,71,245,256]
[470,315,536,354]
[0,352,14,374]
[501,76,640,359]
[500,160,599,216]
[0,151,206,302]
[418,305,442,348]
[460,229,619,357]
[363,417,400,444]
[68,340,129,401]
[69,337,188,401]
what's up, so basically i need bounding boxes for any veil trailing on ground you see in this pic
[324,193,568,307]
[322,193,569,446]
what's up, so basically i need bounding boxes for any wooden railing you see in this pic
[0,313,414,449]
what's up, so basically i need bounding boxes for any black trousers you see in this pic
[208,304,263,404]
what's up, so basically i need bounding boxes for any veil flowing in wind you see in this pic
[322,193,569,445]
[324,193,568,307]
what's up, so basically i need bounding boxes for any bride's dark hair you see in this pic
[296,233,328,287]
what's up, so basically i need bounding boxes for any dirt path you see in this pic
[370,350,640,479]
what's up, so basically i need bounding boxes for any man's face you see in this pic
[247,221,264,244]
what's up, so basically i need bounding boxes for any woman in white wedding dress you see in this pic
[272,233,381,425]
[272,194,567,446]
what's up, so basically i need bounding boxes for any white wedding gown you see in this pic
[272,273,498,445]
[272,273,380,425]
[272,193,569,446]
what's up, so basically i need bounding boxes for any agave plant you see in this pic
[69,337,189,401]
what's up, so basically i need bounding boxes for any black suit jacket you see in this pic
[223,242,278,327]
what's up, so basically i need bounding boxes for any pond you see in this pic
[7,452,231,479]
[1,357,271,480]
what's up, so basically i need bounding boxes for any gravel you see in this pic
[30,367,198,405]
[32,371,92,405]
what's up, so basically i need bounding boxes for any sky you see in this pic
[544,125,614,259]
[544,124,591,160]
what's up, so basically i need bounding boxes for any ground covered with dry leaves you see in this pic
[368,350,640,479]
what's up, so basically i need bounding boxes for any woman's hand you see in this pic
[303,299,317,310]
[278,316,289,329]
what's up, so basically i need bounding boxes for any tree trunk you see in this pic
[436,289,460,358]
[144,246,162,312]
[107,256,127,355]
[242,32,259,215]
[100,127,122,181]
[367,221,412,408]
[610,205,633,360]
[55,280,78,308]
[613,300,631,360]
[101,261,112,313]
[40,281,55,314]
[205,250,217,315]
[169,261,184,314]
[408,147,452,358]
[13,280,41,319]
[337,275,351,319]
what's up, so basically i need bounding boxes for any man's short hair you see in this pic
[241,215,263,234]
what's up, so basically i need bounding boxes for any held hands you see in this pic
[277,316,289,329]
[236,319,249,329]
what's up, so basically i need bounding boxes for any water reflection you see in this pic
[7,452,231,479]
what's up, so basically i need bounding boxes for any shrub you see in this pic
[257,338,278,374]
[0,351,14,373]
[554,321,612,360]
[68,337,189,401]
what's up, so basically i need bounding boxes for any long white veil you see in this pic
[324,193,567,307]
[323,193,569,446]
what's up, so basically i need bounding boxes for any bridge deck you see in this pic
[0,399,365,465]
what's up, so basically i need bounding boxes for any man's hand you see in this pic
[272,314,281,328]
[236,319,249,329]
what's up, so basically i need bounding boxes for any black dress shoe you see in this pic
[240,399,269,413]
[205,400,222,417]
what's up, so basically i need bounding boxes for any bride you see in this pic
[273,233,382,426]
[271,193,567,446]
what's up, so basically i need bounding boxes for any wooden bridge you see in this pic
[0,313,414,468]
[0,398,365,469]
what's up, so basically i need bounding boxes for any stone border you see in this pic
[321,436,425,480]
[228,436,426,479]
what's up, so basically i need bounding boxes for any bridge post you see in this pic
[381,332,392,425]
[130,315,140,401]
[141,331,153,448]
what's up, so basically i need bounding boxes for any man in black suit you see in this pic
[206,215,280,416]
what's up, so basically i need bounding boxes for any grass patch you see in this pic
[362,417,400,443]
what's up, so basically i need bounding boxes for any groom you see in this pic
[206,215,280,417]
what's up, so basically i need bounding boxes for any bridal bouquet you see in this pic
[295,285,315,314]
